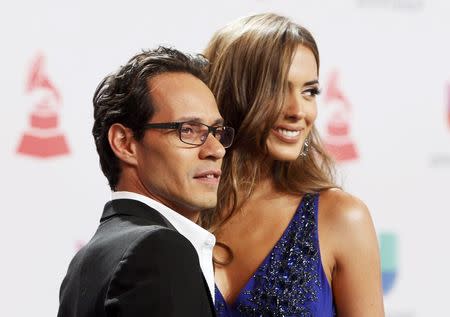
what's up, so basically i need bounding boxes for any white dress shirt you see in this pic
[111,191,216,300]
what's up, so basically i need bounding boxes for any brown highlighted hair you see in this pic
[201,13,337,231]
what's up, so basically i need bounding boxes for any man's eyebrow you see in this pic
[176,117,225,125]
[212,118,225,125]
[176,116,202,122]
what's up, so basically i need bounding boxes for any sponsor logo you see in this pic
[379,232,398,295]
[357,0,424,10]
[16,53,70,158]
[322,71,359,162]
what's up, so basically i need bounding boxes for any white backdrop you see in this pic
[1,1,449,316]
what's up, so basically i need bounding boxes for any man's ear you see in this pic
[108,123,138,166]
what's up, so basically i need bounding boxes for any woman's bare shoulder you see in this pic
[319,188,371,227]
[318,188,377,258]
[318,189,384,315]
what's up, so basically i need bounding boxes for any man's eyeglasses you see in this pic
[143,121,235,148]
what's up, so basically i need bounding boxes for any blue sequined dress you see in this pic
[215,193,335,316]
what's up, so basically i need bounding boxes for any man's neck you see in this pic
[114,187,200,223]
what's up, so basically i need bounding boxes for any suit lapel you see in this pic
[201,272,217,315]
[102,198,217,315]
[101,199,175,230]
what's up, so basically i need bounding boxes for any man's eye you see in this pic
[302,87,321,97]
[213,128,224,140]
[180,127,195,135]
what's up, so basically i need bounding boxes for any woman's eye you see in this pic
[302,87,321,97]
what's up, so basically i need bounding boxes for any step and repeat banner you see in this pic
[1,1,449,316]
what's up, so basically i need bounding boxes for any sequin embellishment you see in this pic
[216,194,333,317]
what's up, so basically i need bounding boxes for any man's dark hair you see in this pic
[92,46,209,190]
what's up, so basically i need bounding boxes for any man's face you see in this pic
[134,72,225,218]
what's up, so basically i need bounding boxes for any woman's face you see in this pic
[266,44,319,161]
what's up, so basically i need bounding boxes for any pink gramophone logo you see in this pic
[322,71,358,162]
[16,54,70,158]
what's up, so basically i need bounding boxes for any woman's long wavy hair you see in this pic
[201,13,337,231]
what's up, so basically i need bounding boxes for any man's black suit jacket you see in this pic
[58,199,215,317]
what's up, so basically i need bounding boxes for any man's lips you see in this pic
[193,170,222,184]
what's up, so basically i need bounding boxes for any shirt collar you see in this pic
[110,191,216,252]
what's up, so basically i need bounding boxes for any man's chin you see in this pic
[194,198,217,211]
[186,189,217,207]
[171,196,217,219]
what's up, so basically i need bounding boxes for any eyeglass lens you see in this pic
[180,122,233,147]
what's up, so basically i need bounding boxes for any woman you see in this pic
[202,13,385,316]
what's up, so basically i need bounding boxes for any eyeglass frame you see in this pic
[142,121,235,148]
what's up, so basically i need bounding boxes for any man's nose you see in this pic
[199,133,226,160]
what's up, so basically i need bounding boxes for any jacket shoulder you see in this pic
[104,226,212,316]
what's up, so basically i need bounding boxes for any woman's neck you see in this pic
[248,169,285,202]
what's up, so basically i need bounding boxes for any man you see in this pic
[58,47,234,316]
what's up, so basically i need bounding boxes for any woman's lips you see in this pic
[271,127,303,143]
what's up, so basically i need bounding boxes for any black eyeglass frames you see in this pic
[143,121,235,148]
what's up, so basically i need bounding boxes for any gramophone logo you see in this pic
[322,71,358,162]
[429,83,450,167]
[16,54,70,158]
